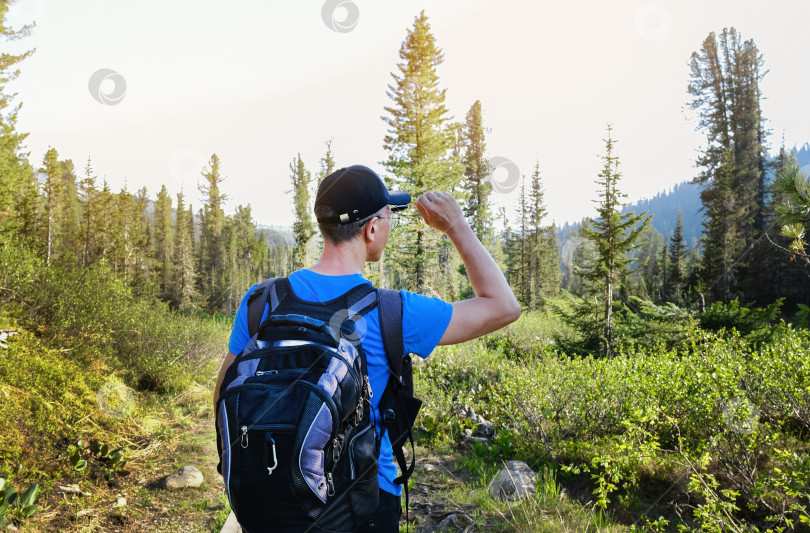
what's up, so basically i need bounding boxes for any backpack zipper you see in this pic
[231,342,363,391]
[348,423,374,480]
[222,382,340,439]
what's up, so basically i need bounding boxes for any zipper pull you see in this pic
[364,375,373,398]
[240,426,249,448]
[332,437,341,463]
[267,436,278,476]
[326,472,335,497]
[354,400,364,425]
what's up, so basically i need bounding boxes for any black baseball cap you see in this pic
[314,165,411,224]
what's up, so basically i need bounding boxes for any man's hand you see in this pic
[414,192,467,236]
[412,191,521,346]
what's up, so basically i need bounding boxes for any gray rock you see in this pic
[488,461,537,502]
[164,465,204,489]
[220,511,242,533]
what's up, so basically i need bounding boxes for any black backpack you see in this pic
[215,278,420,533]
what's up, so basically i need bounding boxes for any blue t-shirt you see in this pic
[227,269,453,496]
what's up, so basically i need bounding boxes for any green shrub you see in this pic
[0,243,228,393]
[698,298,784,341]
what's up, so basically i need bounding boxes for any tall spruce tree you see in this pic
[688,28,768,302]
[199,154,227,310]
[0,1,34,236]
[41,147,63,265]
[173,190,198,310]
[382,10,462,294]
[505,177,531,307]
[79,157,97,267]
[318,138,336,186]
[55,159,81,264]
[461,100,492,242]
[290,153,314,271]
[154,184,174,299]
[579,125,651,357]
[528,161,560,306]
[668,210,687,303]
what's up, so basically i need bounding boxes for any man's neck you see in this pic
[308,241,366,276]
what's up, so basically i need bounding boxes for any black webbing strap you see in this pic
[377,287,419,530]
[247,278,281,338]
[377,288,404,381]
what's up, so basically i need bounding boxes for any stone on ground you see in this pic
[220,511,242,533]
[488,460,537,502]
[164,465,204,489]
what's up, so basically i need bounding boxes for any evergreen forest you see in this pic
[0,4,809,532]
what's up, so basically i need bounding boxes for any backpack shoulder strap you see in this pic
[377,288,404,380]
[247,277,283,338]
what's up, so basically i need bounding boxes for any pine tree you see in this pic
[772,155,810,266]
[668,210,687,303]
[382,10,463,294]
[688,28,768,301]
[0,2,34,236]
[699,151,743,301]
[461,100,492,242]
[290,153,314,271]
[579,125,652,357]
[15,167,38,244]
[41,148,63,265]
[79,157,97,267]
[504,178,531,307]
[172,190,198,311]
[527,162,560,306]
[659,238,670,302]
[131,186,153,295]
[154,185,174,299]
[318,138,336,186]
[55,159,81,264]
[198,154,227,310]
[94,179,115,265]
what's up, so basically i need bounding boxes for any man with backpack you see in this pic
[214,165,520,532]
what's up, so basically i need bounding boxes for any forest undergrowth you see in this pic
[1,243,809,532]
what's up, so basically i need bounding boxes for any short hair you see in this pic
[315,205,387,244]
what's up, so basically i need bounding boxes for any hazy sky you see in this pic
[5,0,810,227]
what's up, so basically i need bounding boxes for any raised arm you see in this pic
[413,191,521,345]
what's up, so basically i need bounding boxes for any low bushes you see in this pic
[414,310,810,531]
[0,243,228,393]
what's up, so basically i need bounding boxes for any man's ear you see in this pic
[363,217,379,243]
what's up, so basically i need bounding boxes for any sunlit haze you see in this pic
[6,0,809,227]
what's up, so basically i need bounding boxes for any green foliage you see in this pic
[0,242,228,393]
[414,309,810,530]
[772,158,810,262]
[698,298,783,341]
[565,125,652,357]
[689,28,769,301]
[290,153,314,272]
[0,478,40,527]
[382,10,463,295]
